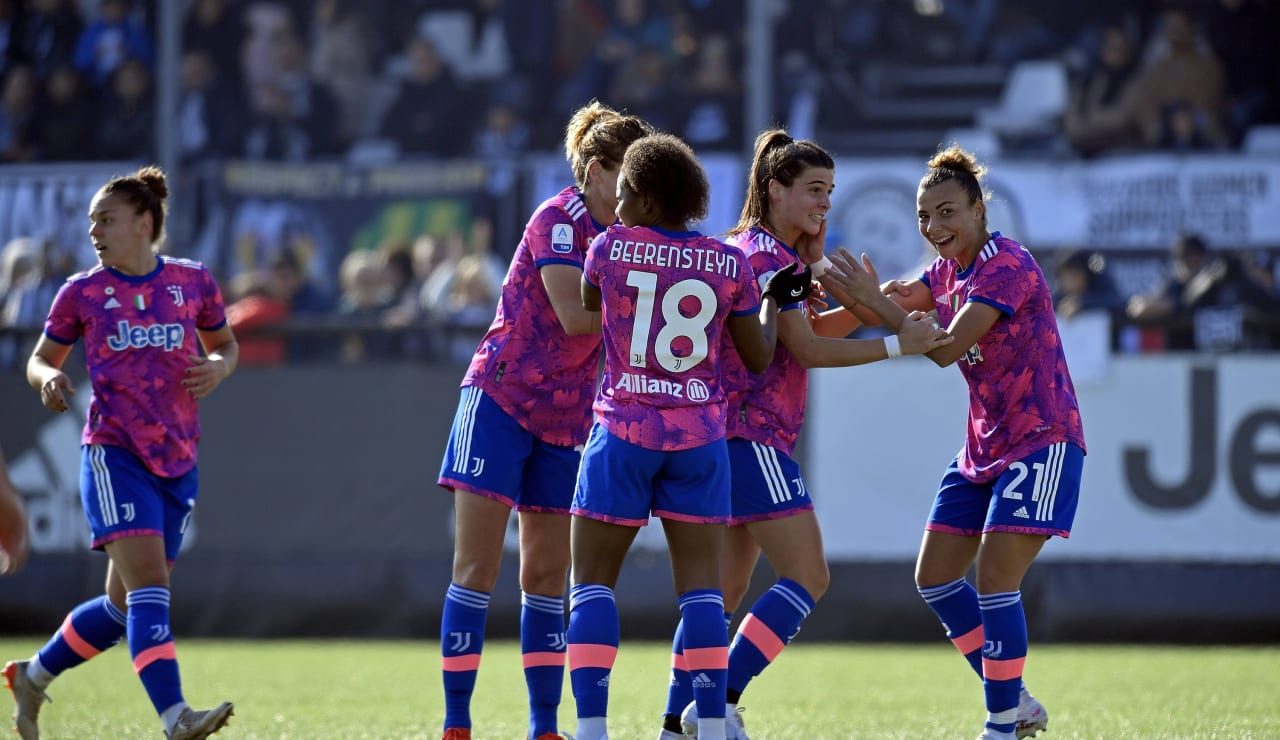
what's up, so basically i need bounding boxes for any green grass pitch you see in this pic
[1,639,1276,738]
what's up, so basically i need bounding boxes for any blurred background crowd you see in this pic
[0,0,1278,368]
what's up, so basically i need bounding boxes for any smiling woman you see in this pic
[816,144,1086,740]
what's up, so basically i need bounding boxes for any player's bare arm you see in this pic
[544,263,602,335]
[185,325,239,399]
[27,336,75,413]
[925,301,1001,368]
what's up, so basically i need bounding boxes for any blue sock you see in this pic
[919,578,984,677]
[567,584,618,720]
[679,589,728,724]
[521,591,566,738]
[126,587,183,715]
[37,596,127,675]
[663,618,692,719]
[441,583,490,731]
[727,578,815,695]
[979,591,1028,735]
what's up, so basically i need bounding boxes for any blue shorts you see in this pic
[80,444,197,562]
[437,386,581,513]
[926,442,1083,538]
[572,423,731,527]
[727,438,814,525]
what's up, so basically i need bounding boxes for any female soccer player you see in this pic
[435,101,652,740]
[666,129,952,740]
[567,133,816,740]
[821,145,1084,740]
[7,166,238,740]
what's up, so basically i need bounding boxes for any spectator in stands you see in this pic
[271,24,344,157]
[375,238,428,358]
[1064,22,1145,156]
[95,57,154,160]
[182,0,243,70]
[677,32,743,151]
[439,253,499,365]
[0,65,39,163]
[554,0,673,116]
[608,44,678,132]
[31,64,97,161]
[308,0,375,144]
[378,36,471,157]
[248,246,334,362]
[19,0,86,80]
[1129,7,1228,150]
[381,233,458,359]
[411,232,462,322]
[0,237,59,369]
[1126,232,1273,350]
[73,0,154,88]
[234,79,311,161]
[239,0,294,91]
[1052,249,1125,320]
[224,269,289,366]
[176,49,239,163]
[472,94,531,161]
[335,249,397,364]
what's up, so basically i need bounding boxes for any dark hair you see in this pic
[921,144,989,226]
[620,133,709,225]
[730,128,835,236]
[563,99,654,187]
[101,165,169,245]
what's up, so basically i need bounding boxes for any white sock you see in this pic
[575,716,607,740]
[697,716,726,740]
[160,702,189,733]
[26,657,54,690]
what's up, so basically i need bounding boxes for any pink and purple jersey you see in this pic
[722,226,808,455]
[42,256,228,478]
[462,187,605,448]
[584,224,759,452]
[922,232,1086,482]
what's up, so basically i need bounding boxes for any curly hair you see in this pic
[619,133,709,225]
[920,144,989,225]
[101,165,170,245]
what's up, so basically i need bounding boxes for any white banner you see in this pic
[826,153,1280,282]
[532,151,1280,286]
[808,352,1280,562]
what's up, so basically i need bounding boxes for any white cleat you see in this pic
[680,701,750,740]
[1016,689,1049,738]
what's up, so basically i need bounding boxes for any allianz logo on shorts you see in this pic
[107,320,185,351]
[614,372,711,402]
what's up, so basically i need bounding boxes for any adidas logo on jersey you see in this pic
[104,297,121,309]
[1013,506,1030,519]
[691,672,716,689]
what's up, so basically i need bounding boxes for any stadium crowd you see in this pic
[0,0,1278,363]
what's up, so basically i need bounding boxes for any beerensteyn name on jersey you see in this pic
[609,239,739,278]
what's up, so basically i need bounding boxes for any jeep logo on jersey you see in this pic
[551,223,574,253]
[106,320,185,351]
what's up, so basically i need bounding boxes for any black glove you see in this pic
[761,262,814,305]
